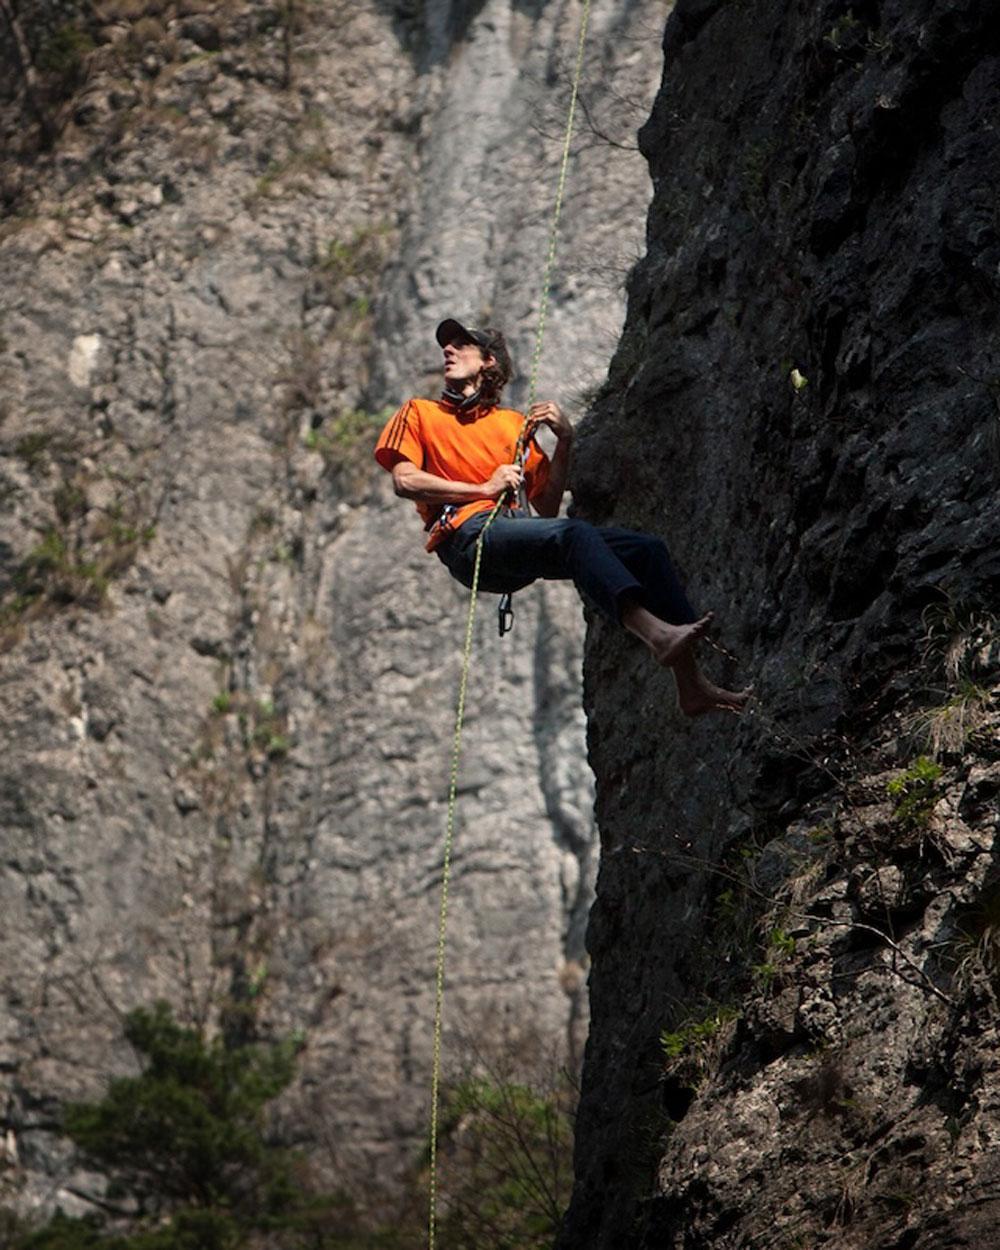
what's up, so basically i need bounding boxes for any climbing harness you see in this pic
[425,3,593,1246]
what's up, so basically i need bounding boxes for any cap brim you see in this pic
[435,318,476,347]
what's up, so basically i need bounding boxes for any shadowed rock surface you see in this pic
[561,0,1000,1246]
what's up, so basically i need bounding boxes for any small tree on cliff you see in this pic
[15,1002,394,1250]
[66,1001,300,1217]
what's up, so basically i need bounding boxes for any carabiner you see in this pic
[498,593,515,637]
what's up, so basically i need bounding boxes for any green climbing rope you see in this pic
[426,3,593,1247]
[524,2,593,417]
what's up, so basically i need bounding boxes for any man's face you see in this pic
[442,336,493,388]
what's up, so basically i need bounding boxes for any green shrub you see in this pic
[886,757,944,828]
[435,1075,574,1250]
[1,486,156,647]
[660,1005,739,1066]
[14,432,55,470]
[12,528,108,607]
[36,23,95,89]
[318,226,391,283]
[63,1002,301,1212]
[659,1004,740,1100]
[304,408,392,465]
[37,23,95,74]
[17,1208,237,1250]
[12,1003,389,1249]
[210,691,232,716]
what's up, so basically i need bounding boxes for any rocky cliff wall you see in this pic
[0,0,666,1216]
[561,1,1000,1247]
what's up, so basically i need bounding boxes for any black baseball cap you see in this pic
[435,319,512,385]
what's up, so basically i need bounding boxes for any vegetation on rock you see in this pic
[433,1074,574,1250]
[0,455,156,652]
[5,1004,375,1249]
[4,1004,574,1250]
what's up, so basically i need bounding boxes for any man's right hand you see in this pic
[483,463,524,500]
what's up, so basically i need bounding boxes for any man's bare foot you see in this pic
[677,677,753,717]
[648,613,714,668]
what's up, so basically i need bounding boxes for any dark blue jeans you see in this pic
[435,511,697,625]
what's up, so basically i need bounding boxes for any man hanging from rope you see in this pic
[374,319,750,716]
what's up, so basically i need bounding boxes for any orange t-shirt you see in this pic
[374,397,551,550]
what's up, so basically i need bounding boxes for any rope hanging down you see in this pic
[426,4,592,1248]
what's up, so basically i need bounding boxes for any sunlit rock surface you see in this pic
[0,0,666,1211]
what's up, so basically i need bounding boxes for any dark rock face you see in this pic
[562,0,1000,1246]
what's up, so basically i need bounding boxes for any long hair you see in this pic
[477,329,512,407]
[478,361,508,407]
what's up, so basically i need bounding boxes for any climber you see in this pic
[374,319,750,715]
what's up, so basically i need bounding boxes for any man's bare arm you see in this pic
[391,459,523,505]
[527,401,574,519]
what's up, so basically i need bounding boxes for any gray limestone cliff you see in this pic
[561,0,1000,1247]
[0,0,664,1217]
